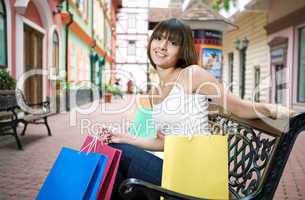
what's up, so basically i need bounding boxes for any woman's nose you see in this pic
[160,40,168,50]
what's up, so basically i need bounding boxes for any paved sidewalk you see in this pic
[0,95,304,200]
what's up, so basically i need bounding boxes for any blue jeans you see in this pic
[109,143,163,200]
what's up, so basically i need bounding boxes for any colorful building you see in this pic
[60,0,121,110]
[0,0,121,112]
[1,0,65,109]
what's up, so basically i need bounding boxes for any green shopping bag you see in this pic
[128,95,156,138]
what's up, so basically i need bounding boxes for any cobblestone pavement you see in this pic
[0,95,304,200]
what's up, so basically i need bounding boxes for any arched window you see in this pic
[52,31,59,75]
[0,0,7,68]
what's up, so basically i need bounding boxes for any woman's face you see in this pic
[150,34,180,69]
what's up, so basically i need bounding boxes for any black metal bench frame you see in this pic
[118,110,305,200]
[0,89,52,150]
[0,93,23,150]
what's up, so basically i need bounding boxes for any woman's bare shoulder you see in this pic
[178,65,217,93]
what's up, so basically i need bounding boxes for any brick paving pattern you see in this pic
[0,95,304,200]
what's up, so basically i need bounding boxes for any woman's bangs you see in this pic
[152,22,183,45]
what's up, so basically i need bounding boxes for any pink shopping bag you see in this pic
[81,135,122,200]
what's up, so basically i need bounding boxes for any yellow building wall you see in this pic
[222,12,270,102]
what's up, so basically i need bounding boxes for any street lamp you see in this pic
[235,36,249,50]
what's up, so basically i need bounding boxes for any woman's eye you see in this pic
[170,41,177,46]
[156,36,162,41]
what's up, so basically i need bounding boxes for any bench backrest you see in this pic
[208,107,305,199]
[0,94,17,111]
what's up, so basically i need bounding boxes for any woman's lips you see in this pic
[155,51,166,58]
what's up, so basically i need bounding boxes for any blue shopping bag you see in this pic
[36,147,108,200]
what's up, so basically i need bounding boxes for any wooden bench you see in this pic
[118,106,305,199]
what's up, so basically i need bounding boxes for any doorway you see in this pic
[24,24,43,104]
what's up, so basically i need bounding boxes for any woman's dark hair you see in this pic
[147,18,198,69]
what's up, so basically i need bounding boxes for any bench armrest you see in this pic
[119,178,207,200]
[119,178,257,200]
[0,106,19,120]
[18,101,50,115]
[27,101,50,108]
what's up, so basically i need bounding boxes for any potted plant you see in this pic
[0,69,16,95]
[101,83,122,103]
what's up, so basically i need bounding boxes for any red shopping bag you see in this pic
[81,135,122,200]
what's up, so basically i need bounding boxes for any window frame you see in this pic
[254,66,261,102]
[52,31,60,75]
[128,40,136,56]
[297,26,305,103]
[239,49,246,99]
[128,13,136,29]
[0,0,7,69]
[228,52,234,91]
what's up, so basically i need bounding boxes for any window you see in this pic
[128,13,136,29]
[254,67,260,102]
[0,0,6,68]
[298,27,305,102]
[52,31,59,75]
[228,53,234,91]
[128,40,136,56]
[70,44,76,81]
[239,49,246,98]
[275,64,287,105]
[76,0,88,19]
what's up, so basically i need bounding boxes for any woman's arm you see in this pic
[105,130,165,151]
[186,65,274,119]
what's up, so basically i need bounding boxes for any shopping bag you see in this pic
[161,135,229,199]
[81,135,122,200]
[128,95,156,138]
[36,147,108,200]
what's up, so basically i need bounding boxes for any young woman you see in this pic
[105,18,289,200]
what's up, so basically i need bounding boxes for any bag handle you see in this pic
[79,127,110,153]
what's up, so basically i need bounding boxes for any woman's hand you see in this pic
[266,103,295,119]
[100,128,132,144]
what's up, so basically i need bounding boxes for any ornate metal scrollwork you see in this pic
[209,115,278,199]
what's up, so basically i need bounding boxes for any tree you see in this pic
[212,0,237,11]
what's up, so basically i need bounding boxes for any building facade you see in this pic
[61,0,120,110]
[0,0,121,112]
[222,0,305,111]
[222,11,269,102]
[262,0,305,111]
[1,0,64,108]
[115,0,149,93]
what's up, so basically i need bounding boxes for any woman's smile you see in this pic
[155,50,167,58]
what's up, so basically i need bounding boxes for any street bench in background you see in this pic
[0,89,52,150]
[119,105,305,200]
[0,92,22,150]
[15,89,52,137]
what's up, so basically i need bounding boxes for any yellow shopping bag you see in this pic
[161,135,229,200]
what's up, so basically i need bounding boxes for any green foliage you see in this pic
[212,0,237,11]
[101,83,122,95]
[0,69,16,90]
